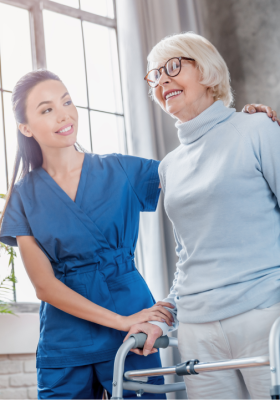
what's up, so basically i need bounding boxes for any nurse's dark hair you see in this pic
[0,69,83,227]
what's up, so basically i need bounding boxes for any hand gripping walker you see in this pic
[111,316,280,399]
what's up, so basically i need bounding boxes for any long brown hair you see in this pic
[0,69,82,227]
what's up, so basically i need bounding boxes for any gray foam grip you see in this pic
[130,333,169,349]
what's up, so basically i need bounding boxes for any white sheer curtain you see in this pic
[116,0,202,391]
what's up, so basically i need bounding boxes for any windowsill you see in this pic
[0,303,40,354]
[9,302,40,313]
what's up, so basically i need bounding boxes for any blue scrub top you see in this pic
[0,153,161,368]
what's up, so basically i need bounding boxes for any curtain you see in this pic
[116,1,202,396]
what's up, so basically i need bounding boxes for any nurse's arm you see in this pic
[16,236,173,330]
[242,103,280,125]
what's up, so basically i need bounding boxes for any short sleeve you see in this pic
[0,186,32,247]
[116,154,161,212]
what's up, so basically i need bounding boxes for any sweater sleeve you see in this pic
[149,226,181,335]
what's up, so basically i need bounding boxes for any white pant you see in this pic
[178,302,280,399]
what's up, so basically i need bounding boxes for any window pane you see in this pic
[0,246,11,288]
[90,111,125,154]
[44,10,88,107]
[77,107,91,151]
[3,92,17,183]
[51,0,79,8]
[0,197,4,214]
[0,262,14,304]
[1,95,38,303]
[0,96,7,194]
[83,22,123,114]
[80,0,114,18]
[0,3,32,91]
[14,248,39,303]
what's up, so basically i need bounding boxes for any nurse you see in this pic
[0,70,171,399]
[0,69,275,399]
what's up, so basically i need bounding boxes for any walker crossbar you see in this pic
[124,356,269,380]
[111,316,280,399]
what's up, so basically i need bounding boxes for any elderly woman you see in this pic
[126,32,280,399]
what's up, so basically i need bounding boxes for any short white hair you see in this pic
[147,32,233,107]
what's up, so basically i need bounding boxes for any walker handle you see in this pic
[130,333,169,349]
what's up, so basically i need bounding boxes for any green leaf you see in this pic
[0,271,17,305]
[0,304,15,315]
[0,240,17,314]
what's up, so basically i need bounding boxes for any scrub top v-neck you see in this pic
[0,152,161,368]
[40,153,87,207]
[37,154,111,252]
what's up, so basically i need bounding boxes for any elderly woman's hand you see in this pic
[242,104,280,125]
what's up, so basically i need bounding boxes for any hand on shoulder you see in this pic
[242,103,280,126]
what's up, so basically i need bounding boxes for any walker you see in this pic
[111,316,280,399]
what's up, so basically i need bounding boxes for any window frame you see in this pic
[0,0,117,76]
[0,0,127,304]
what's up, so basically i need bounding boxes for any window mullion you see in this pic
[113,0,128,155]
[30,1,47,69]
[0,0,34,9]
[80,20,93,152]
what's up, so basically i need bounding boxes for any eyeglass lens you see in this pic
[166,58,181,76]
[147,58,181,87]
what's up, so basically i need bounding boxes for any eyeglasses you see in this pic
[144,57,195,88]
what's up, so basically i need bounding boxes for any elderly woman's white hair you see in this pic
[147,32,233,107]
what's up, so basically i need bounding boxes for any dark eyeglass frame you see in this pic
[144,56,195,88]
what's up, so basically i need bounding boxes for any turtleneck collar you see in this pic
[175,100,236,145]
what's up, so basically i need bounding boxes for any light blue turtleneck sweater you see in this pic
[151,100,280,335]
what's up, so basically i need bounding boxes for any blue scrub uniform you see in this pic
[0,153,165,399]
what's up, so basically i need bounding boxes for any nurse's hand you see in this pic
[123,322,163,356]
[242,104,280,125]
[119,302,174,332]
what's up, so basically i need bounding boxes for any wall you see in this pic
[0,354,37,399]
[199,0,280,112]
[0,309,39,399]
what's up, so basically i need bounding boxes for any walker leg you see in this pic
[269,316,280,399]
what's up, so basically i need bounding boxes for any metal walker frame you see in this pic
[111,316,280,399]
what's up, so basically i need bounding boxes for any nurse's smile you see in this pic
[55,123,74,136]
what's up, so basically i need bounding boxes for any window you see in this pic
[0,0,125,302]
